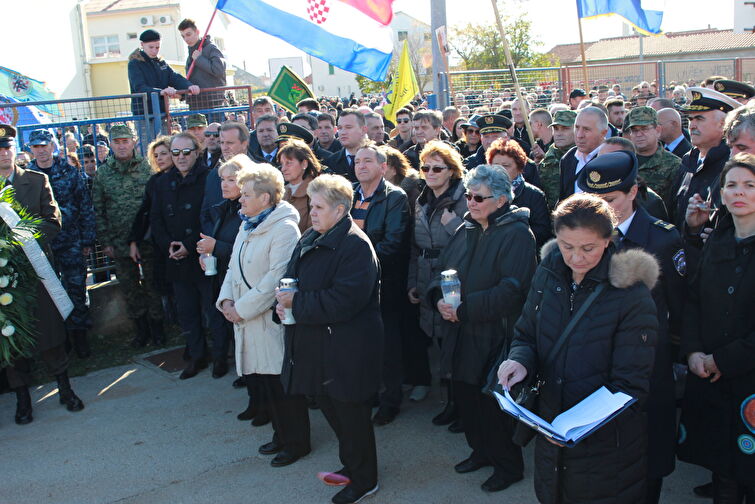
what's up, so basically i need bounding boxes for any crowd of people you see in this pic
[1,22,754,504]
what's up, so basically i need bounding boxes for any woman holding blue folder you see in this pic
[498,193,659,504]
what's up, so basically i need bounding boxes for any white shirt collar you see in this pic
[665,134,685,153]
[617,210,637,237]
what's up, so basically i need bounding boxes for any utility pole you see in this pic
[431,0,447,109]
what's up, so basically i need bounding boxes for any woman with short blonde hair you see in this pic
[237,162,285,206]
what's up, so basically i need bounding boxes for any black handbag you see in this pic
[508,283,606,446]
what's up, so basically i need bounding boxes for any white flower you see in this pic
[1,324,14,337]
[0,258,7,267]
[0,293,12,305]
[0,276,9,288]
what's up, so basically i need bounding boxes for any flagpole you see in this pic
[577,15,589,90]
[187,8,219,80]
[490,0,536,150]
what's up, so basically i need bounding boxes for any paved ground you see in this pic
[1,348,709,504]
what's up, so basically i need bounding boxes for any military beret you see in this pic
[623,106,658,130]
[549,110,577,128]
[569,88,587,99]
[109,124,135,140]
[276,122,313,145]
[0,123,17,149]
[186,113,208,129]
[577,150,638,194]
[713,79,755,101]
[139,29,161,43]
[682,87,741,113]
[478,114,512,134]
[28,129,53,146]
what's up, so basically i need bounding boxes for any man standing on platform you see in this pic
[178,18,226,121]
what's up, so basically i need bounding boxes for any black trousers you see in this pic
[173,277,225,361]
[6,344,69,389]
[257,374,311,455]
[401,302,432,387]
[379,296,403,409]
[206,277,232,360]
[317,395,378,491]
[453,380,523,477]
[713,473,755,504]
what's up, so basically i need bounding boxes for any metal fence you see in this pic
[444,57,755,107]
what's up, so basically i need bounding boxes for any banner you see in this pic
[383,40,419,123]
[0,66,60,115]
[268,66,315,114]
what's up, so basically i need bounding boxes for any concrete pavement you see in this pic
[1,350,709,504]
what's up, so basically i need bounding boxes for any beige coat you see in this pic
[217,201,301,376]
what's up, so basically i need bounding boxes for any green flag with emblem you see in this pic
[268,66,315,114]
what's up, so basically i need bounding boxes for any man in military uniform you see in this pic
[577,150,685,504]
[623,107,682,204]
[92,124,164,346]
[713,79,755,105]
[0,124,84,424]
[186,113,208,150]
[27,129,97,358]
[538,110,576,209]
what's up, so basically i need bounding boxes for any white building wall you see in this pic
[733,0,755,33]
[309,57,361,99]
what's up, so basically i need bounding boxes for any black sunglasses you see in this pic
[204,131,219,137]
[465,193,495,203]
[465,128,480,134]
[396,118,411,124]
[171,148,197,156]
[420,165,448,173]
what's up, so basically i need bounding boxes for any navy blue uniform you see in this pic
[29,156,96,330]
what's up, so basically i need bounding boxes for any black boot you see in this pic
[131,316,151,348]
[237,374,258,420]
[55,372,84,412]
[14,387,33,425]
[72,329,91,358]
[148,317,166,346]
[432,381,458,426]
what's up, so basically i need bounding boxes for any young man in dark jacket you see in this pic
[178,19,226,122]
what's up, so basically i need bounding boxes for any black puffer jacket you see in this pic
[433,204,537,385]
[508,240,659,504]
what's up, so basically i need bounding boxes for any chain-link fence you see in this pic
[163,85,255,129]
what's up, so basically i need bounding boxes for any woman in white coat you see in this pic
[216,162,309,467]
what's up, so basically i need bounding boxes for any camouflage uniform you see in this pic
[92,147,162,321]
[538,143,572,210]
[27,137,96,331]
[637,143,681,204]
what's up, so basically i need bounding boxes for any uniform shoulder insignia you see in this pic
[653,219,675,231]
[672,249,686,277]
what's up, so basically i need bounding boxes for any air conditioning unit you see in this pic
[158,15,173,25]
[139,15,154,26]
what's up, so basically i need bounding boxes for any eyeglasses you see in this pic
[171,148,197,156]
[396,118,411,124]
[420,165,448,173]
[204,131,219,137]
[465,193,495,203]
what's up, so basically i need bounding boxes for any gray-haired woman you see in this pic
[430,164,537,493]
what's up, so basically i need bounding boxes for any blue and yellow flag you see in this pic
[383,40,419,123]
[577,0,664,35]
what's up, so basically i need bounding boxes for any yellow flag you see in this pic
[383,40,419,123]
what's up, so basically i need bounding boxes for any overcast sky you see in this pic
[232,0,736,77]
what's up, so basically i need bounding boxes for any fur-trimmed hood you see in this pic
[540,238,659,290]
[129,48,163,63]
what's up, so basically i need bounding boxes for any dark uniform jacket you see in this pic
[433,205,536,385]
[28,156,96,252]
[512,181,552,250]
[127,49,193,115]
[617,206,685,479]
[678,214,755,484]
[150,161,209,282]
[668,139,730,230]
[280,215,383,403]
[10,167,65,351]
[508,241,659,504]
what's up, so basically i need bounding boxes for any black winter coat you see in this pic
[508,240,659,504]
[323,148,357,183]
[433,205,537,385]
[150,162,208,282]
[280,216,383,403]
[618,206,686,479]
[127,49,193,115]
[512,181,552,250]
[678,214,755,484]
[208,198,242,282]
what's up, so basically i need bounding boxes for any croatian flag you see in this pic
[216,0,395,81]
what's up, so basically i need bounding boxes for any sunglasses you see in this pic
[420,165,448,173]
[396,118,411,124]
[465,129,480,135]
[171,148,197,156]
[204,131,219,137]
[465,193,495,203]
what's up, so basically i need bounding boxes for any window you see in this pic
[127,33,137,40]
[214,37,225,51]
[398,30,408,41]
[328,64,335,75]
[92,35,120,58]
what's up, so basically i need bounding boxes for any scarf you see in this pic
[239,205,275,232]
[511,174,524,193]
